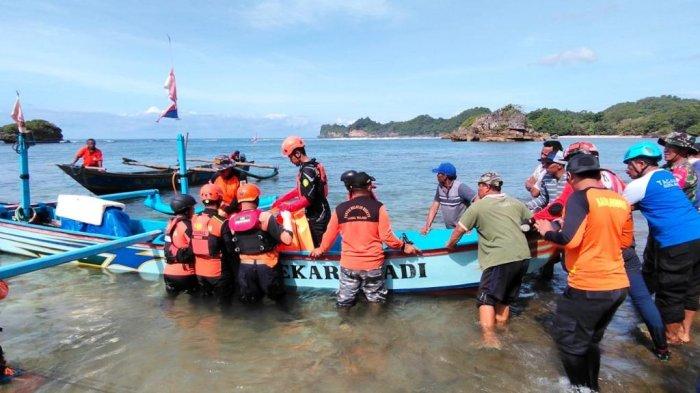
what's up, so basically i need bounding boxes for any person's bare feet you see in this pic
[677,326,691,343]
[482,331,502,349]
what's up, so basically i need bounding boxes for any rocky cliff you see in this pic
[447,105,548,142]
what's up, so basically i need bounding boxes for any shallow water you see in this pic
[0,137,698,392]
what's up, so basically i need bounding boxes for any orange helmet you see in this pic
[237,183,261,203]
[199,183,224,203]
[281,136,305,157]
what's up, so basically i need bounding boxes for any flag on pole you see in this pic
[157,68,179,122]
[11,94,27,133]
[164,68,177,102]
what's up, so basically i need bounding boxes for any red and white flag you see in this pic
[157,68,179,122]
[10,95,27,133]
[164,68,177,102]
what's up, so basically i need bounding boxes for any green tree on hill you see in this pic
[1,119,63,143]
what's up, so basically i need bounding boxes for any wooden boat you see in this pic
[56,164,213,195]
[0,207,554,292]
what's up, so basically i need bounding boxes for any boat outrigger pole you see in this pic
[17,130,31,221]
[0,230,162,279]
[176,133,189,194]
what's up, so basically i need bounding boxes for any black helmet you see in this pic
[170,194,196,214]
[344,171,375,190]
[340,170,358,184]
[567,154,600,174]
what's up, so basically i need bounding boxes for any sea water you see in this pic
[0,137,697,392]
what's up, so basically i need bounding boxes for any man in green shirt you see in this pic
[446,172,532,348]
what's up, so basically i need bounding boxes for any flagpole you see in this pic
[15,92,31,221]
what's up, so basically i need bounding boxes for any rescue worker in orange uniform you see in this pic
[274,136,330,247]
[211,155,241,216]
[163,194,199,296]
[223,184,294,303]
[310,171,419,307]
[192,183,235,304]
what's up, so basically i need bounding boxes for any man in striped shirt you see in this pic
[526,151,568,212]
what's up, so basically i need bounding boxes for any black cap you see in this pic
[170,194,196,214]
[343,171,375,189]
[567,154,600,174]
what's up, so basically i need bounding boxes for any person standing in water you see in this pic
[71,138,103,168]
[421,162,475,234]
[446,172,532,348]
[224,184,293,303]
[274,136,330,247]
[163,194,199,297]
[535,154,631,391]
[310,171,418,308]
[622,141,700,345]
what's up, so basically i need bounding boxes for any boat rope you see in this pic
[12,207,36,223]
[171,171,179,194]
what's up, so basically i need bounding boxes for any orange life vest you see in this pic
[214,176,240,206]
[191,213,225,278]
[163,217,196,277]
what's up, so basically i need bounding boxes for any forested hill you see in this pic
[319,96,700,138]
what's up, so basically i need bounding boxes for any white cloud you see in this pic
[239,0,396,29]
[264,113,288,119]
[538,47,598,66]
[145,106,161,114]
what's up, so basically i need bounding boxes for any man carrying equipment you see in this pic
[274,136,330,247]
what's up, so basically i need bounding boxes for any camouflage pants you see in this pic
[337,267,387,307]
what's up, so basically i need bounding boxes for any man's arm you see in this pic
[278,167,317,211]
[446,204,477,249]
[310,212,340,257]
[71,147,84,165]
[421,201,440,235]
[525,183,548,211]
[538,191,589,248]
[262,212,293,246]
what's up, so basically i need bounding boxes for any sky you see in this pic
[1,0,699,138]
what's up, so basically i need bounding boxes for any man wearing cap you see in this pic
[525,151,568,212]
[211,155,241,216]
[525,140,563,197]
[446,172,532,348]
[421,162,476,235]
[310,171,418,308]
[535,154,631,391]
[659,132,698,204]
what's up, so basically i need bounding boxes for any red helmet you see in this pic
[237,183,261,203]
[281,136,305,157]
[564,141,599,160]
[199,183,223,203]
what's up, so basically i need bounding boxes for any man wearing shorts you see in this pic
[446,172,532,348]
[311,170,418,307]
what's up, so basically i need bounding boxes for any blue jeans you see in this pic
[623,247,667,350]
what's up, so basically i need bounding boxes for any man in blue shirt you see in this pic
[421,162,476,234]
[622,141,700,344]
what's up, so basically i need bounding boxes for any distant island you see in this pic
[1,119,64,143]
[319,95,700,140]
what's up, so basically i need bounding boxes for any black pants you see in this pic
[238,262,285,302]
[164,274,199,296]
[643,237,700,323]
[308,215,330,248]
[554,287,627,391]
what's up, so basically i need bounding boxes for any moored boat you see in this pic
[56,164,212,195]
[0,210,554,292]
